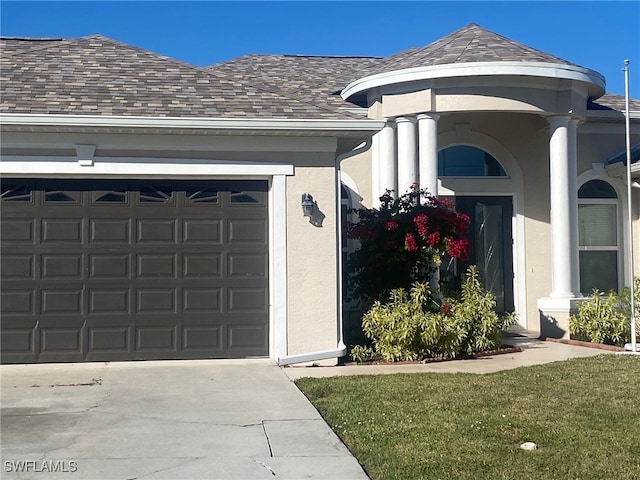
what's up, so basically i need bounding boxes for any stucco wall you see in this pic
[285,165,339,356]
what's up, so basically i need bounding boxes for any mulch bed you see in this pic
[539,336,625,352]
[343,344,522,366]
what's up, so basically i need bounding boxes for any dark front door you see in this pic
[455,196,514,313]
[1,179,269,363]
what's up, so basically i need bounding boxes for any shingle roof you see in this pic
[378,23,579,74]
[1,27,637,119]
[0,34,361,119]
[588,93,640,111]
[206,54,381,114]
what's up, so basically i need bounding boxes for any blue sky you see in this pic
[1,1,639,98]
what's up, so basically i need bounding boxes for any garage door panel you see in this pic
[42,218,84,243]
[40,328,83,353]
[1,254,35,279]
[90,219,131,243]
[136,288,177,313]
[90,254,131,278]
[228,324,268,350]
[136,254,177,278]
[183,288,222,313]
[88,327,130,352]
[228,288,268,313]
[183,219,222,243]
[1,179,269,363]
[183,253,221,277]
[1,218,35,242]
[182,326,222,350]
[228,219,267,244]
[41,289,83,314]
[1,289,35,315]
[228,253,267,278]
[1,329,34,354]
[89,289,130,314]
[137,219,177,244]
[136,326,177,351]
[41,254,83,279]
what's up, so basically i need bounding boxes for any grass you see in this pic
[296,355,640,480]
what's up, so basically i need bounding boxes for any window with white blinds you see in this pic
[578,180,620,294]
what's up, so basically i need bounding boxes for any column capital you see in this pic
[547,114,572,127]
[417,112,440,122]
[395,116,417,124]
[547,114,582,128]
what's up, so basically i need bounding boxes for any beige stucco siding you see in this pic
[285,164,339,355]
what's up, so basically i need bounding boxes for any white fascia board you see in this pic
[0,113,385,134]
[342,62,606,100]
[0,156,295,177]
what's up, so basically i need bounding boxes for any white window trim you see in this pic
[577,177,624,293]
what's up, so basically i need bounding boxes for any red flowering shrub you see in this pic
[346,184,470,303]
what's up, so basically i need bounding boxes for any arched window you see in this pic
[438,145,507,177]
[578,179,620,294]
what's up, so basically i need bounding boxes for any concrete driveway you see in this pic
[1,359,368,480]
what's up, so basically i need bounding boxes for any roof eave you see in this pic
[0,113,385,137]
[342,61,606,100]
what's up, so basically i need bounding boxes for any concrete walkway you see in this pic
[1,337,613,480]
[282,335,612,380]
[1,359,368,480]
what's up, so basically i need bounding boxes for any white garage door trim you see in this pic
[1,155,294,363]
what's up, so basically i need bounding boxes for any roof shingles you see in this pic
[0,34,360,119]
[1,25,638,119]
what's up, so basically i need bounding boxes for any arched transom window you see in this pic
[438,145,507,177]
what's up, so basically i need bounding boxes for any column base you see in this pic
[537,296,585,339]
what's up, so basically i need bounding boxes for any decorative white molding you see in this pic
[0,156,295,177]
[0,113,385,134]
[270,175,289,362]
[75,144,95,166]
[342,61,605,101]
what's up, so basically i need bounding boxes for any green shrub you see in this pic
[361,266,516,361]
[446,265,517,355]
[570,287,633,346]
[349,345,377,363]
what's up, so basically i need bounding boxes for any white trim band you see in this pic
[342,61,606,100]
[0,113,386,133]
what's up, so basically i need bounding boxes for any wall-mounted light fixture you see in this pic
[301,193,315,217]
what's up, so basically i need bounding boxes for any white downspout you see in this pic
[278,138,374,366]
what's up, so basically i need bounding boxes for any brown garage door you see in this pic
[1,179,269,363]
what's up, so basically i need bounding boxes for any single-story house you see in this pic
[1,24,638,365]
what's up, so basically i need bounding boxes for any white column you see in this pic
[418,113,440,197]
[568,118,581,294]
[548,115,580,298]
[396,116,417,195]
[371,132,381,209]
[377,119,397,201]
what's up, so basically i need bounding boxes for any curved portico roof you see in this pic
[342,23,606,102]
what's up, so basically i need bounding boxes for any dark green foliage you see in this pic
[346,185,470,304]
[570,277,639,346]
[356,266,516,362]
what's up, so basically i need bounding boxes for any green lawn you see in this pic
[296,355,640,480]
